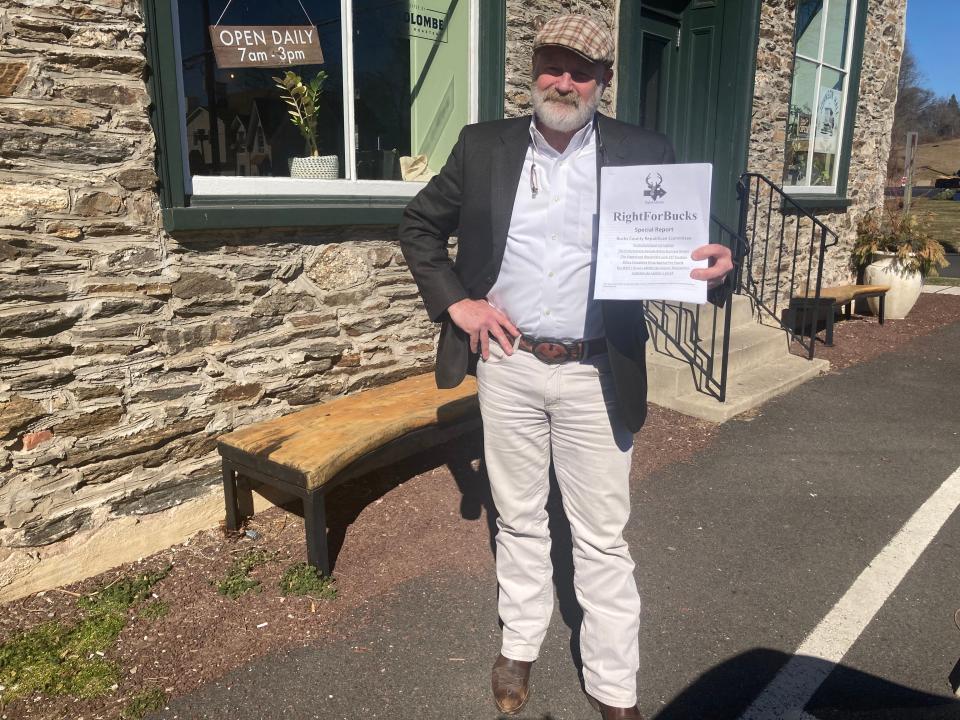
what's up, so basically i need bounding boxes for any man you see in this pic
[399,14,733,719]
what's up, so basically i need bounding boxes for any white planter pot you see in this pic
[864,251,923,319]
[290,155,339,179]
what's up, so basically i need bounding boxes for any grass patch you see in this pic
[0,622,120,702]
[120,687,167,719]
[138,599,170,621]
[216,547,273,599]
[77,567,171,617]
[907,138,960,186]
[912,199,960,253]
[926,276,960,286]
[0,567,170,705]
[278,563,337,598]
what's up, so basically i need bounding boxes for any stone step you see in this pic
[648,352,829,423]
[645,321,789,395]
[644,294,757,342]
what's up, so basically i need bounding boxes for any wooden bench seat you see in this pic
[218,373,479,574]
[788,283,890,345]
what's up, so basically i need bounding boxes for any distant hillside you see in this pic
[890,137,960,185]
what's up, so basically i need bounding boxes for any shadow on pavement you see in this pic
[546,464,585,680]
[446,433,498,557]
[326,427,492,569]
[653,648,960,720]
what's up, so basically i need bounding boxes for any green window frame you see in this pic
[781,0,869,211]
[142,0,505,231]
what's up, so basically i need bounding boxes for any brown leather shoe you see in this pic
[586,693,645,719]
[491,653,533,714]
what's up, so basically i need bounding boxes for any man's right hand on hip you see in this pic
[447,298,519,361]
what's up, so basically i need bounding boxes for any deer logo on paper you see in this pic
[644,172,666,202]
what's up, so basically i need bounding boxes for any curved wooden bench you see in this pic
[788,283,890,345]
[218,373,479,574]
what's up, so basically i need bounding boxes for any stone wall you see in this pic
[0,0,437,600]
[748,0,906,290]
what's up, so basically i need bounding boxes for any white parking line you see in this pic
[738,465,960,720]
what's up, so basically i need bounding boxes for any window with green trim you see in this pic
[143,0,504,228]
[186,0,476,189]
[782,0,860,195]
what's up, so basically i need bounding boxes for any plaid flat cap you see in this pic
[533,14,615,66]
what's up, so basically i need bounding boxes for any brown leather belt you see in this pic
[516,335,606,364]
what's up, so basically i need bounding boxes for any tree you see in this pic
[889,45,932,152]
[926,96,960,140]
[886,43,959,177]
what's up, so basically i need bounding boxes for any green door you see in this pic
[632,12,678,135]
[617,0,759,229]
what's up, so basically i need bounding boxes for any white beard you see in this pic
[531,83,603,133]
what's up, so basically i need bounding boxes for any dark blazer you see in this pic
[399,113,676,433]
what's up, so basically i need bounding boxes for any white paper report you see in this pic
[594,163,712,303]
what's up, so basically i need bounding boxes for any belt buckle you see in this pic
[531,340,571,364]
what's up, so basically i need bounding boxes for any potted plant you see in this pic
[273,70,338,179]
[850,210,948,319]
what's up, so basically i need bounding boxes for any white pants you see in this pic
[476,340,640,707]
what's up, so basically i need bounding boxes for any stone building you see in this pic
[0,0,905,601]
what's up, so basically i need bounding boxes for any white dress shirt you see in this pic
[487,118,604,342]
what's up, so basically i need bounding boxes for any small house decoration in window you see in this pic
[273,69,338,179]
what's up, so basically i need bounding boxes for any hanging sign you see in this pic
[208,25,324,68]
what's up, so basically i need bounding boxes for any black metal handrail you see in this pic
[642,214,749,403]
[736,173,839,359]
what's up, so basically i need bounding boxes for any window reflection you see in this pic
[176,0,472,184]
[352,0,470,180]
[794,0,823,59]
[782,0,853,190]
[178,0,345,179]
[784,58,817,186]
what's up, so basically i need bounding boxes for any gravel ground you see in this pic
[791,292,960,370]
[1,293,957,720]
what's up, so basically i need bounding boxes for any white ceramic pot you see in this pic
[290,155,339,179]
[863,251,923,319]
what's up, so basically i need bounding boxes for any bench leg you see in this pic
[825,306,835,346]
[786,305,797,335]
[223,459,241,531]
[786,302,811,339]
[222,459,254,531]
[304,491,331,576]
[879,294,886,325]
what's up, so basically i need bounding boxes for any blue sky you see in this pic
[906,0,960,99]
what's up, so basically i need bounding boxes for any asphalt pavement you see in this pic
[155,321,960,720]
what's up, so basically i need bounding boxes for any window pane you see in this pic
[822,0,851,68]
[783,58,818,187]
[352,0,471,180]
[178,0,345,179]
[811,67,844,187]
[794,0,823,58]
